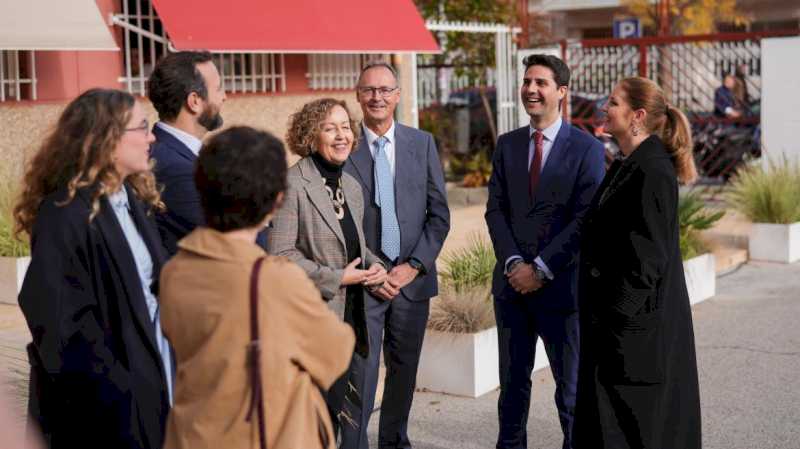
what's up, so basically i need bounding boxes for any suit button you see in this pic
[590,267,600,278]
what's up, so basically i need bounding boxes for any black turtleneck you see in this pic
[310,152,368,357]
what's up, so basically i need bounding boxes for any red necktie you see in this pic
[529,130,544,197]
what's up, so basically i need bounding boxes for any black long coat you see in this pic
[19,186,171,449]
[573,135,702,449]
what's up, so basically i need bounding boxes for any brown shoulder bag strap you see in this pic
[246,256,267,449]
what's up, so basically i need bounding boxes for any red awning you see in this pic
[151,0,439,54]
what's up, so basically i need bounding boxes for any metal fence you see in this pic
[563,30,798,181]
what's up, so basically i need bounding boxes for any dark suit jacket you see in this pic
[150,125,203,256]
[485,122,605,310]
[19,185,171,449]
[574,135,701,448]
[345,123,450,301]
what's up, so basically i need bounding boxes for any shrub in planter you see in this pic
[679,191,724,261]
[439,233,495,294]
[418,235,499,397]
[679,192,724,304]
[0,169,30,304]
[725,157,800,224]
[726,158,800,263]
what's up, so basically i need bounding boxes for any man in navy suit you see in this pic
[345,62,450,449]
[485,54,605,449]
[147,51,227,255]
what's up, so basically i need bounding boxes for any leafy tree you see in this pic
[622,0,750,36]
[414,0,517,146]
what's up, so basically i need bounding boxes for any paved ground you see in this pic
[3,196,795,448]
[366,260,800,449]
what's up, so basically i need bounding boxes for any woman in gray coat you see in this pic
[267,98,387,445]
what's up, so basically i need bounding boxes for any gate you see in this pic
[562,30,798,182]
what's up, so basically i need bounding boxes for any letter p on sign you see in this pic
[613,18,641,39]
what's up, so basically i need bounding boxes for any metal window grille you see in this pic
[0,50,37,102]
[113,0,285,96]
[307,54,389,90]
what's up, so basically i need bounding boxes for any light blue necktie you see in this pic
[374,136,400,261]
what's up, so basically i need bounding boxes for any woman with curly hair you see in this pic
[267,98,387,448]
[15,88,173,449]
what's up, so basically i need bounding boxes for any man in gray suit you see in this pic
[345,62,450,449]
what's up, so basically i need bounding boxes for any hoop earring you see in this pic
[631,126,640,137]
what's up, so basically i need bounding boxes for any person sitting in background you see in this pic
[159,126,355,449]
[714,73,744,119]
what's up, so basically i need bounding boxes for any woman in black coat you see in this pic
[573,77,702,449]
[14,89,172,449]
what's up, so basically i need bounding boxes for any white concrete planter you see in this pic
[683,253,716,305]
[0,256,30,305]
[749,222,800,263]
[417,327,499,398]
[417,327,551,398]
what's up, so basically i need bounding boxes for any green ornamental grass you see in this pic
[439,233,496,293]
[429,233,497,333]
[725,158,800,224]
[678,191,724,261]
[0,170,29,258]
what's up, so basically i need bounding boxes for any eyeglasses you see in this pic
[357,86,398,98]
[125,120,150,136]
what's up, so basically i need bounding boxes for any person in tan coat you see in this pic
[159,126,355,449]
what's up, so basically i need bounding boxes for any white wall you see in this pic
[761,36,800,164]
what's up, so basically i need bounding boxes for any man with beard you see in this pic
[485,54,605,449]
[148,51,227,255]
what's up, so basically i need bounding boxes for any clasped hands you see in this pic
[507,262,543,295]
[341,257,419,301]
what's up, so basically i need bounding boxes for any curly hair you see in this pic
[14,88,163,238]
[196,126,288,232]
[285,98,359,157]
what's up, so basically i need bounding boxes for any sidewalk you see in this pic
[0,195,758,429]
[367,260,800,449]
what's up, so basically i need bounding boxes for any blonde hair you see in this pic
[618,77,698,185]
[14,88,163,237]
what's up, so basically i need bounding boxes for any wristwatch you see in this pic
[534,265,548,284]
[407,257,426,275]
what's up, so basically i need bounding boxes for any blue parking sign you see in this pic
[613,18,641,39]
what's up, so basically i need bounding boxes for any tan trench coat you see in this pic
[159,228,355,449]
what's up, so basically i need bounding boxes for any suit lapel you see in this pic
[533,121,572,205]
[299,158,346,247]
[152,125,197,163]
[348,133,375,202]
[509,128,532,211]
[126,187,166,289]
[87,192,159,354]
[393,125,413,222]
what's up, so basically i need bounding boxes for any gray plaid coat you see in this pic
[267,156,382,320]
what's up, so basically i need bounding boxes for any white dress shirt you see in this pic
[363,121,397,177]
[108,186,173,404]
[156,121,202,156]
[504,117,564,281]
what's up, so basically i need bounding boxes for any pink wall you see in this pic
[34,0,123,101]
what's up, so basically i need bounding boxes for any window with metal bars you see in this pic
[0,50,36,102]
[114,0,286,96]
[307,54,389,90]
